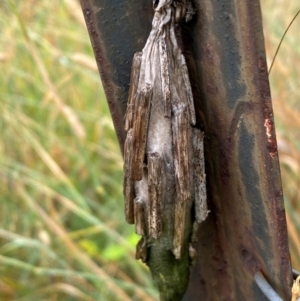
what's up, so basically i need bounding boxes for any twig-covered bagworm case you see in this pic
[123,0,207,300]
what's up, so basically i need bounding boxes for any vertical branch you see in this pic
[193,128,208,223]
[131,84,153,180]
[125,52,142,131]
[148,153,162,239]
[123,129,135,224]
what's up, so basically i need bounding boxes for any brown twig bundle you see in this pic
[123,1,208,299]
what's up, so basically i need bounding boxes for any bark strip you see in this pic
[173,200,186,259]
[159,38,171,118]
[172,108,191,202]
[125,52,142,131]
[193,129,208,223]
[180,54,196,126]
[123,129,135,224]
[134,198,146,235]
[131,84,153,180]
[148,153,162,239]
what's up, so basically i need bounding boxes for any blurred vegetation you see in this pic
[0,0,156,300]
[0,0,299,300]
[262,1,300,270]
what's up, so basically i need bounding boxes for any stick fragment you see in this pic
[123,129,135,224]
[148,153,162,239]
[134,198,146,236]
[159,39,171,117]
[193,128,208,223]
[172,108,191,202]
[125,52,142,131]
[173,200,186,259]
[131,84,153,181]
[180,54,196,125]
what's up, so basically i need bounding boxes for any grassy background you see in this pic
[262,1,300,271]
[0,0,299,300]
